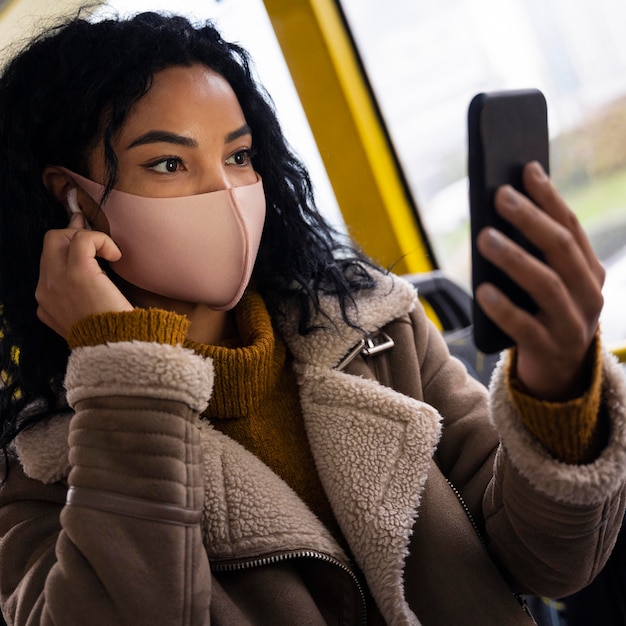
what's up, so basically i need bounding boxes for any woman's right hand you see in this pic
[36,211,134,339]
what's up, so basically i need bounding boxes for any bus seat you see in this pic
[403,271,500,387]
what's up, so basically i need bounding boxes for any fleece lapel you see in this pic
[278,272,442,625]
[196,419,346,563]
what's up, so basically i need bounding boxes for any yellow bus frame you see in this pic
[264,0,435,275]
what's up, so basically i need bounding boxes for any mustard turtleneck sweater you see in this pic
[67,291,605,514]
[185,293,341,537]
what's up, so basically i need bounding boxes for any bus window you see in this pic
[340,0,626,345]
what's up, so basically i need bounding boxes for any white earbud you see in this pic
[66,188,92,229]
[67,188,80,214]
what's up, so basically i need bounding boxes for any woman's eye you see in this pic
[226,149,251,167]
[149,158,184,173]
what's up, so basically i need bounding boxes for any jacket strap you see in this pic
[335,332,395,371]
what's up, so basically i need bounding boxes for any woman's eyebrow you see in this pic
[127,130,198,149]
[225,124,251,144]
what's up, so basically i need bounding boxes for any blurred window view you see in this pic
[340,0,626,343]
[97,0,625,343]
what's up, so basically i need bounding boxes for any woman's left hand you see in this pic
[475,161,605,401]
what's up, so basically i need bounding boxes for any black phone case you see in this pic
[468,88,549,354]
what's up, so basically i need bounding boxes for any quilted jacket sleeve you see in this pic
[0,339,214,626]
[403,302,626,597]
[484,350,626,596]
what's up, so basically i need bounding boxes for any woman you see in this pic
[0,11,624,626]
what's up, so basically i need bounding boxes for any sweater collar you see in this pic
[185,270,418,417]
[186,291,284,418]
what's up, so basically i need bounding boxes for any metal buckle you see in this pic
[335,332,395,370]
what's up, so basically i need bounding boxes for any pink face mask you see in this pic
[64,169,266,310]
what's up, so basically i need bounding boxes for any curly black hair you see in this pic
[0,11,378,452]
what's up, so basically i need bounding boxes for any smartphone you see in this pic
[468,88,549,354]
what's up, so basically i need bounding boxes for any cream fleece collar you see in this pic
[276,271,441,625]
[276,269,418,369]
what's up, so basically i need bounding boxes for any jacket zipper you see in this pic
[445,477,486,548]
[211,549,368,625]
[445,477,537,623]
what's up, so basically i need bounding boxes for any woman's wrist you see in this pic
[506,334,604,463]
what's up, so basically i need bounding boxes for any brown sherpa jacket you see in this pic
[1,272,626,625]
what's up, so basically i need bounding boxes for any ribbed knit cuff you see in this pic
[67,308,190,349]
[506,335,604,464]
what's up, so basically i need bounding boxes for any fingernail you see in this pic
[500,185,520,210]
[530,161,548,181]
[486,228,506,250]
[478,283,499,305]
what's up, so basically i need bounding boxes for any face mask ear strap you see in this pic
[57,166,107,207]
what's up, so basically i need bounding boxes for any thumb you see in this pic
[68,210,86,230]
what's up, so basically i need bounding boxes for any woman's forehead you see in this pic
[114,65,247,143]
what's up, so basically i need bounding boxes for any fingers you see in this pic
[475,161,607,399]
[475,227,586,350]
[522,161,605,287]
[67,210,86,230]
[66,228,122,269]
[489,183,603,325]
[475,280,554,352]
[36,225,132,339]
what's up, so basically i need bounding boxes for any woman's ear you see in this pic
[41,165,99,224]
[42,165,75,211]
